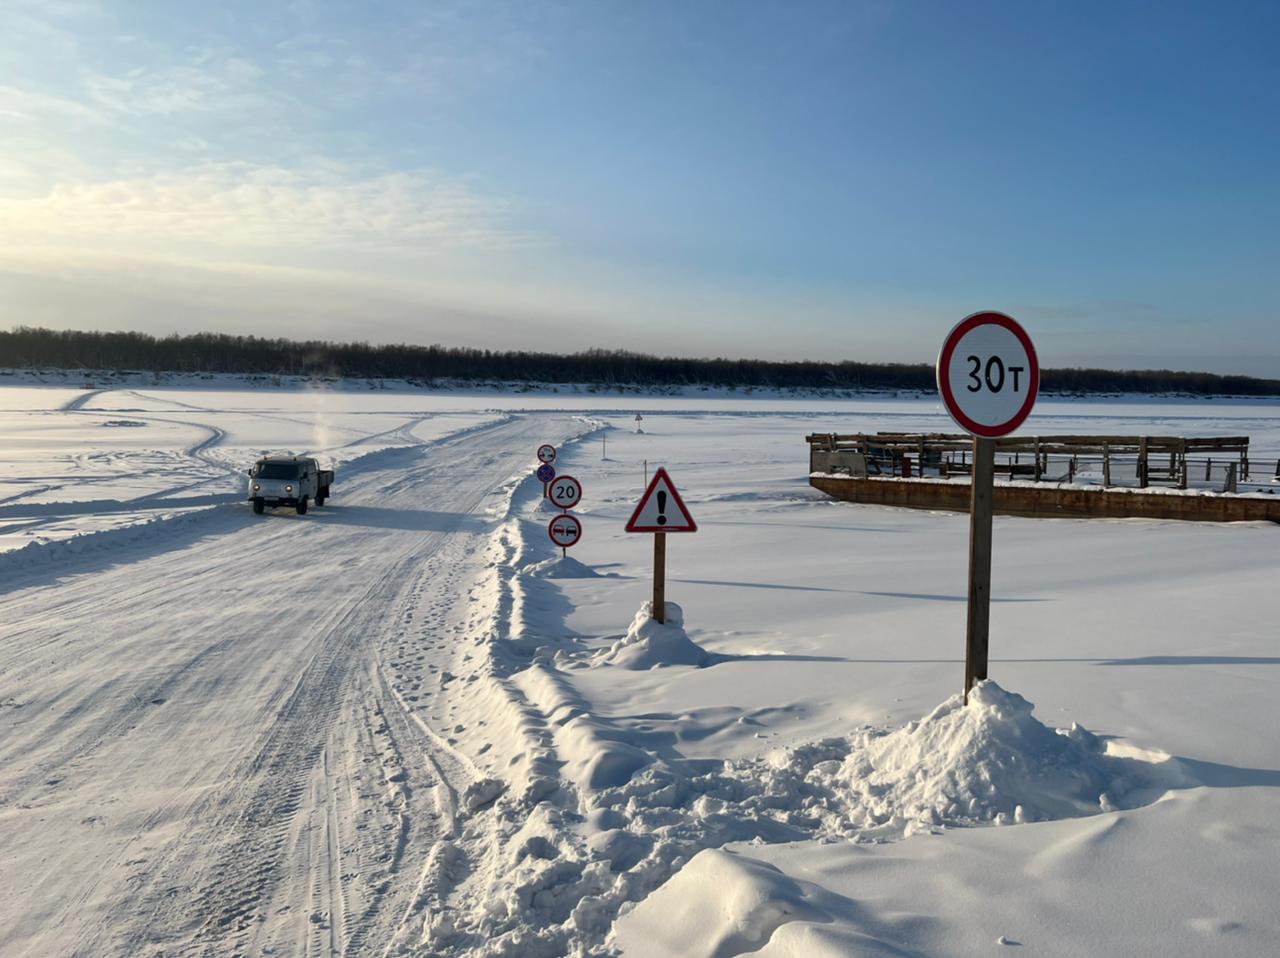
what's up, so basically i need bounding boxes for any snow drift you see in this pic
[521,555,603,579]
[833,679,1172,828]
[596,602,710,670]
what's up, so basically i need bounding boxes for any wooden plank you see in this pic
[809,475,1280,522]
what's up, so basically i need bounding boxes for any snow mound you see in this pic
[522,555,602,579]
[612,848,835,958]
[839,680,1145,825]
[596,602,709,669]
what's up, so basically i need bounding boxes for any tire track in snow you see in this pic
[0,415,593,958]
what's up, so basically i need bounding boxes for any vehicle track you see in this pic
[0,413,590,958]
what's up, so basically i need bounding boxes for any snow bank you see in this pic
[603,682,1179,955]
[0,505,228,581]
[840,680,1156,825]
[521,555,602,579]
[613,849,836,958]
[596,602,709,669]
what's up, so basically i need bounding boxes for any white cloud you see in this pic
[0,162,542,253]
[82,55,279,119]
[0,85,102,122]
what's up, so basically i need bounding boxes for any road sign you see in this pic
[537,444,557,464]
[626,468,696,625]
[536,463,556,483]
[936,311,1038,702]
[625,468,696,533]
[936,311,1039,439]
[548,475,582,511]
[548,513,582,548]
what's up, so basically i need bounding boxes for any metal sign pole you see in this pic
[653,532,666,624]
[965,436,995,701]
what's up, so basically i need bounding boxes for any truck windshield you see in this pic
[256,463,300,479]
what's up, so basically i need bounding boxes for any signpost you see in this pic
[548,475,582,511]
[625,467,697,624]
[536,462,556,499]
[548,513,582,556]
[936,311,1039,701]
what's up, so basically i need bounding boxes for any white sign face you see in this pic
[537,444,557,464]
[937,312,1039,438]
[549,475,582,510]
[548,514,581,548]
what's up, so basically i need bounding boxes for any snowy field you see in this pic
[1,382,1279,957]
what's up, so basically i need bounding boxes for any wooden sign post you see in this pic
[625,467,697,626]
[652,533,666,623]
[936,312,1039,702]
[965,437,995,692]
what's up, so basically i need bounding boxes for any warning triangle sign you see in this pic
[625,467,697,533]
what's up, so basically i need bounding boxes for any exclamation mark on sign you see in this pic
[656,490,667,526]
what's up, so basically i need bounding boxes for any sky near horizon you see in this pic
[1,1,1277,377]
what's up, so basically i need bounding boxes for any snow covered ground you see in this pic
[1,382,1278,957]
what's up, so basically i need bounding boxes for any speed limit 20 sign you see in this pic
[548,475,582,511]
[936,311,1039,438]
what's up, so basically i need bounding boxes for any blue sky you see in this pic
[2,1,1277,375]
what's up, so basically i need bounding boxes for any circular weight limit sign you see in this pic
[549,475,582,510]
[537,444,557,464]
[536,463,556,483]
[937,312,1039,438]
[548,513,582,548]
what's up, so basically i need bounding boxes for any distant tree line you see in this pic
[2,326,1277,396]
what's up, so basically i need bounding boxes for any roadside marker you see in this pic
[936,311,1039,701]
[625,467,697,624]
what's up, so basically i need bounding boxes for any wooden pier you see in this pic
[807,432,1280,523]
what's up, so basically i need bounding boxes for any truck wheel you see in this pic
[296,496,308,515]
[253,498,265,514]
[316,488,327,506]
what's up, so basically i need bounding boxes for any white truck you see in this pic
[246,456,334,515]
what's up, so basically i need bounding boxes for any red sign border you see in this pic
[547,513,582,548]
[549,474,583,511]
[536,444,557,464]
[625,467,698,533]
[936,311,1039,438]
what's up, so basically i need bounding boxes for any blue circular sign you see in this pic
[536,463,556,483]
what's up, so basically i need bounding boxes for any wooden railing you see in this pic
[806,432,1251,490]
